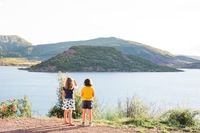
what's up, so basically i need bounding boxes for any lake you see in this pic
[0,66,199,117]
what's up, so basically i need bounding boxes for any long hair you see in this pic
[65,77,73,90]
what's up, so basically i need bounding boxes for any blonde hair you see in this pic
[65,77,73,90]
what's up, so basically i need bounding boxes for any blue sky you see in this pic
[1,0,200,56]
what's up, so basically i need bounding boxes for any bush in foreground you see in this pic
[160,108,200,128]
[96,96,200,132]
[0,96,32,118]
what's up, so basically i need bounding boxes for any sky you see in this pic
[1,0,200,56]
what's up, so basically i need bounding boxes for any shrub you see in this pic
[48,71,65,118]
[0,96,32,118]
[122,96,149,119]
[160,108,200,128]
[17,96,32,117]
[72,88,82,118]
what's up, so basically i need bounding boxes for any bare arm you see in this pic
[73,80,78,89]
[62,91,65,101]
[92,89,95,97]
[81,91,84,97]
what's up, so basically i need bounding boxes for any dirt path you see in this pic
[0,118,163,133]
[0,118,135,133]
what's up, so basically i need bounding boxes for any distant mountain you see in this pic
[28,46,180,72]
[188,56,200,60]
[181,62,200,69]
[176,55,200,63]
[0,35,33,57]
[1,36,198,68]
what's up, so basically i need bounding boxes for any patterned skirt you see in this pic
[62,99,75,110]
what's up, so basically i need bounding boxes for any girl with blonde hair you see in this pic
[62,77,77,126]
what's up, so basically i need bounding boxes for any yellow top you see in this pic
[81,86,95,100]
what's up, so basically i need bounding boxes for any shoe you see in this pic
[89,122,93,127]
[81,122,85,127]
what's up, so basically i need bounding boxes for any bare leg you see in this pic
[88,109,92,122]
[68,110,72,123]
[64,110,68,123]
[82,109,87,123]
[68,110,75,126]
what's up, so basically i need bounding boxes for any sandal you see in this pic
[68,123,75,126]
[64,121,69,124]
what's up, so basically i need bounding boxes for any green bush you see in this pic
[48,71,65,118]
[0,96,32,118]
[72,89,82,118]
[121,96,149,119]
[160,108,200,128]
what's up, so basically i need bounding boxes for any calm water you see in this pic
[0,66,199,116]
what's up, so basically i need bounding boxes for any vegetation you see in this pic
[29,45,180,72]
[0,58,40,66]
[160,108,200,128]
[93,97,200,132]
[47,71,65,118]
[0,35,33,58]
[0,96,32,118]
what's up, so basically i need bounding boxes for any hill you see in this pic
[176,55,200,63]
[1,36,199,68]
[0,35,33,57]
[180,62,200,69]
[28,45,180,72]
[29,37,194,67]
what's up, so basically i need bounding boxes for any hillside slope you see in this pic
[29,46,180,72]
[0,35,33,57]
[29,37,189,67]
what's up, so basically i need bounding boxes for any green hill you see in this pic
[29,37,190,67]
[0,35,33,57]
[28,45,180,72]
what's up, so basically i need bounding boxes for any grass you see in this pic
[92,117,200,133]
[0,58,40,66]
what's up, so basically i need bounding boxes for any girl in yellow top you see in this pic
[81,78,95,127]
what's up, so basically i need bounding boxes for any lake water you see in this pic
[0,66,199,117]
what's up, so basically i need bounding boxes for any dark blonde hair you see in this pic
[65,77,73,90]
[84,78,93,86]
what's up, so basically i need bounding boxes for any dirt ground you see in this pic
[0,118,161,133]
